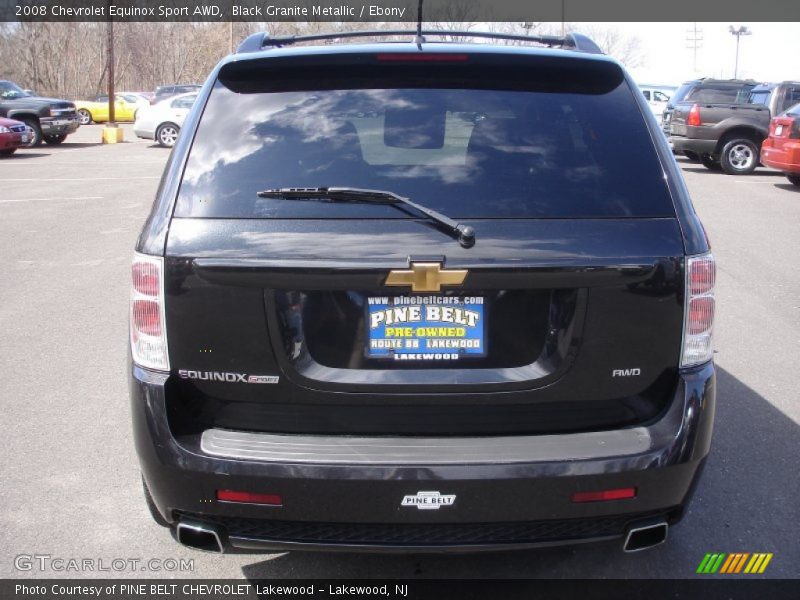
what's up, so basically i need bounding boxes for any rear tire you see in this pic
[44,134,67,145]
[683,151,700,162]
[0,148,16,156]
[700,154,721,171]
[156,122,179,148]
[142,477,170,527]
[19,118,43,147]
[720,138,759,175]
[787,174,800,187]
[78,109,92,125]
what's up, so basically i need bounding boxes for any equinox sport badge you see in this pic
[401,491,456,510]
[178,370,279,384]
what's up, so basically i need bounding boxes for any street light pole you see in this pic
[728,25,752,79]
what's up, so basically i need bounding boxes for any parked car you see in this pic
[670,80,800,174]
[761,101,800,187]
[130,91,156,104]
[119,91,152,111]
[0,79,79,146]
[133,92,197,147]
[662,78,756,160]
[153,84,201,103]
[0,116,31,155]
[131,31,715,554]
[639,85,676,117]
[75,93,148,124]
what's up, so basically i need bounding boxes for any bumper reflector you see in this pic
[216,490,283,506]
[571,487,636,503]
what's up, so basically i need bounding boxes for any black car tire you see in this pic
[0,148,16,156]
[720,138,759,175]
[156,122,180,148]
[683,151,700,162]
[142,476,170,527]
[44,134,67,145]
[787,174,800,187]
[19,118,43,147]
[700,154,721,171]
[78,109,92,125]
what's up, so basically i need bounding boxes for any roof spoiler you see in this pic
[237,30,604,56]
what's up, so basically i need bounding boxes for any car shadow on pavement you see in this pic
[53,141,108,149]
[239,366,798,579]
[773,183,799,192]
[5,152,52,159]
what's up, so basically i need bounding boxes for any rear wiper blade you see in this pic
[256,187,476,248]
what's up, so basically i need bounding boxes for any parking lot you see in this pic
[1,123,798,579]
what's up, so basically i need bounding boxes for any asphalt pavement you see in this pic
[0,124,798,579]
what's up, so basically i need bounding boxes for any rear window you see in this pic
[685,84,754,104]
[176,74,674,219]
[782,102,800,117]
[748,90,772,106]
[668,82,696,107]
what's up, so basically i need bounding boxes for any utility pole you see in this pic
[685,23,703,74]
[107,18,115,125]
[728,25,752,79]
[102,5,122,143]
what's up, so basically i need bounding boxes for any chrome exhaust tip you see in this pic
[176,520,224,553]
[623,520,668,552]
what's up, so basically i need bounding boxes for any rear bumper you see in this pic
[134,125,155,140]
[670,136,717,156]
[761,139,800,173]
[131,362,715,552]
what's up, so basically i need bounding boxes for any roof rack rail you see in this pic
[236,30,603,55]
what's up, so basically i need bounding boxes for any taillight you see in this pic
[130,252,169,371]
[771,117,795,138]
[681,252,716,367]
[687,104,701,127]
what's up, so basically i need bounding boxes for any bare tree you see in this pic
[565,24,644,68]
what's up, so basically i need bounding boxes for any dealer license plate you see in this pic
[21,134,28,143]
[775,125,783,136]
[366,296,486,361]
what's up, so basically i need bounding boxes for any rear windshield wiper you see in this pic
[256,187,476,248]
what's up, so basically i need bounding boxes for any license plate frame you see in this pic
[365,295,487,361]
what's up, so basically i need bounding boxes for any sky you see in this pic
[592,22,800,86]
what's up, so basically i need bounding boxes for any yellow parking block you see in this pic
[101,126,124,144]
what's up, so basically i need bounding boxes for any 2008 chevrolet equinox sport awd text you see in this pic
[130,30,716,554]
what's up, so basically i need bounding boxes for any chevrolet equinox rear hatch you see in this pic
[163,51,683,436]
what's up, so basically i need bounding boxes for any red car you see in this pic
[0,116,30,156]
[761,101,800,187]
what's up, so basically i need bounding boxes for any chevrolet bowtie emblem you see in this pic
[385,262,468,293]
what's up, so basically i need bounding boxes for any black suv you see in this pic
[131,31,716,554]
[0,80,79,146]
